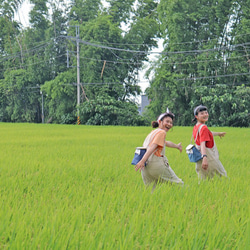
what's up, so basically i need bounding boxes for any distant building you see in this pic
[138,94,150,115]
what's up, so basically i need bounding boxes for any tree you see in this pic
[146,0,249,127]
[42,70,76,123]
[106,0,135,24]
[51,0,160,124]
[197,84,250,127]
[0,15,21,78]
[0,0,24,18]
[1,69,41,122]
[69,0,101,22]
[79,92,146,126]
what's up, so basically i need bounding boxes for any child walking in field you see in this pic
[192,105,227,180]
[135,110,184,190]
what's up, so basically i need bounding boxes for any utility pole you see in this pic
[67,25,82,124]
[40,90,44,124]
[76,25,81,124]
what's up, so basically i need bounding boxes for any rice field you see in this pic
[0,123,249,249]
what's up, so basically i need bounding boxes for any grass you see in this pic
[0,123,249,249]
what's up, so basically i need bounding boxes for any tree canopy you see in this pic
[145,0,250,127]
[0,0,249,127]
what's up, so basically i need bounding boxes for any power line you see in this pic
[77,39,250,55]
[0,54,65,73]
[177,72,250,81]
[1,26,250,63]
[157,54,250,66]
[77,32,250,47]
[152,82,250,91]
[77,54,249,66]
[3,79,249,90]
[2,48,248,73]
[2,53,249,83]
[62,34,250,55]
[1,35,249,84]
[1,35,249,64]
[78,56,142,65]
[0,36,67,62]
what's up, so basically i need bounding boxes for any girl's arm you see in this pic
[200,141,208,170]
[135,143,158,172]
[165,141,182,153]
[212,132,226,138]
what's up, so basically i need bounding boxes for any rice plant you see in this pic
[0,123,249,249]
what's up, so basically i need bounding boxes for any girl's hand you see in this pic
[177,143,182,153]
[165,141,182,152]
[202,157,208,170]
[135,160,145,172]
[219,132,226,138]
[212,132,226,138]
[134,143,157,172]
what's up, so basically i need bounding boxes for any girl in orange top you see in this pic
[192,105,227,180]
[135,111,184,190]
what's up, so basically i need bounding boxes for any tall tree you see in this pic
[106,0,135,24]
[0,1,24,121]
[0,69,40,122]
[146,0,249,126]
[0,0,24,17]
[0,0,71,123]
[42,71,76,123]
[42,0,159,124]
[69,0,101,22]
[193,0,250,126]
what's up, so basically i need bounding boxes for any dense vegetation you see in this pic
[0,0,249,126]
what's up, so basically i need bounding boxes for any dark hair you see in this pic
[151,112,175,128]
[163,112,175,120]
[151,121,159,128]
[195,107,207,115]
[192,105,208,122]
[194,105,208,116]
[192,117,197,122]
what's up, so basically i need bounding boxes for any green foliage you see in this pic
[197,84,250,127]
[79,93,147,126]
[42,71,76,123]
[146,0,250,127]
[29,0,49,41]
[78,15,127,87]
[65,1,159,125]
[0,0,159,125]
[1,0,249,126]
[69,0,102,22]
[0,0,24,18]
[0,69,41,122]
[107,0,135,24]
[60,113,77,124]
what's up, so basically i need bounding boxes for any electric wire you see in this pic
[1,33,249,86]
[176,72,250,81]
[76,54,249,66]
[77,39,250,55]
[0,54,66,73]
[1,34,249,64]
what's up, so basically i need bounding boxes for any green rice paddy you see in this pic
[0,123,249,249]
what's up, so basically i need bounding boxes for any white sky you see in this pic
[14,0,31,27]
[14,0,163,96]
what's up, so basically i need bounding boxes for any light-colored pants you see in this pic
[141,155,184,188]
[196,143,227,180]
